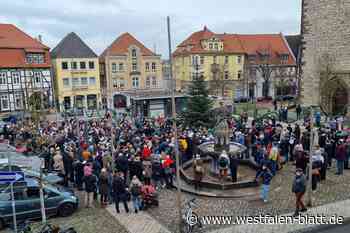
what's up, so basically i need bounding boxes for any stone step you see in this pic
[106,205,171,233]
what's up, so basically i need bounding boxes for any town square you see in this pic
[0,0,350,233]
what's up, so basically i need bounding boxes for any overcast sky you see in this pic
[1,0,302,58]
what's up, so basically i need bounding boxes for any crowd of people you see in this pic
[0,109,349,218]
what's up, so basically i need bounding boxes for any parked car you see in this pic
[275,95,296,102]
[0,178,78,229]
[234,97,250,103]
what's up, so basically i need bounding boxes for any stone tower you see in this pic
[301,0,350,114]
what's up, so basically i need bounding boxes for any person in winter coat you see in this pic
[229,154,239,183]
[142,144,152,160]
[112,172,129,213]
[99,168,109,207]
[116,153,129,179]
[142,158,152,185]
[193,155,204,190]
[336,140,346,175]
[218,150,230,181]
[130,176,142,213]
[292,168,307,216]
[255,164,273,203]
[53,148,65,177]
[83,168,97,208]
[152,157,163,189]
[129,156,143,181]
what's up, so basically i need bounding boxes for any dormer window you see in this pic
[280,54,289,63]
[132,48,137,57]
[209,43,213,49]
[214,43,218,50]
[26,53,45,64]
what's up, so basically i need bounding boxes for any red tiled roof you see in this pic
[173,27,296,65]
[0,24,51,68]
[0,24,49,49]
[100,32,156,62]
[237,34,295,65]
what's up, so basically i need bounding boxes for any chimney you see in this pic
[38,35,42,43]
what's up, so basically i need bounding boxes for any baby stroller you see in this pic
[141,184,159,210]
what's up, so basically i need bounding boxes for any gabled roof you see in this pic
[173,27,245,55]
[100,32,156,62]
[237,34,296,65]
[285,35,302,60]
[0,24,51,68]
[174,26,296,65]
[0,24,49,49]
[51,32,97,59]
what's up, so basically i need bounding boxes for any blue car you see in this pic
[0,178,79,230]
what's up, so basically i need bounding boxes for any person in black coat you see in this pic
[115,153,129,180]
[112,172,129,213]
[229,154,239,183]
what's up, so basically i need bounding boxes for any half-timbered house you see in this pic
[0,24,53,114]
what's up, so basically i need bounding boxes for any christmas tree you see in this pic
[182,75,213,128]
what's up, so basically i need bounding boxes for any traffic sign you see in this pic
[0,172,24,183]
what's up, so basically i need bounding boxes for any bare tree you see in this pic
[209,63,234,97]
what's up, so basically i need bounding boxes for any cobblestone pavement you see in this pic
[147,163,350,233]
[106,205,170,233]
[2,191,129,233]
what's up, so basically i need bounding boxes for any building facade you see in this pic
[301,0,350,115]
[173,27,245,98]
[0,24,53,114]
[100,33,173,117]
[173,27,297,99]
[51,32,101,112]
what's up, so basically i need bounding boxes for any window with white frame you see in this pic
[63,78,70,87]
[225,56,229,64]
[0,72,7,85]
[132,62,137,72]
[132,49,137,57]
[152,77,157,87]
[80,61,86,69]
[15,93,23,109]
[145,63,150,72]
[71,61,77,70]
[112,63,117,73]
[81,77,88,86]
[200,56,204,65]
[119,63,124,72]
[33,72,41,83]
[132,77,139,88]
[224,71,229,80]
[26,53,45,64]
[237,70,242,79]
[214,43,218,50]
[89,61,95,69]
[0,95,9,111]
[237,55,242,64]
[146,77,151,88]
[12,72,20,84]
[89,77,96,85]
[151,63,156,72]
[72,78,80,87]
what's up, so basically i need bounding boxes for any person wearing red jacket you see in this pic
[142,144,152,160]
[162,155,174,188]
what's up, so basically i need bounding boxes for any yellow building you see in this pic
[173,26,245,97]
[99,33,162,111]
[51,32,101,111]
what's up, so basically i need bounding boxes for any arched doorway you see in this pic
[333,86,348,115]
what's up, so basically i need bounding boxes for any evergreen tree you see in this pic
[182,75,213,128]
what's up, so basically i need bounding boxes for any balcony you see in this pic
[130,71,141,75]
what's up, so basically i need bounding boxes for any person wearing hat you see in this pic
[292,168,307,216]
